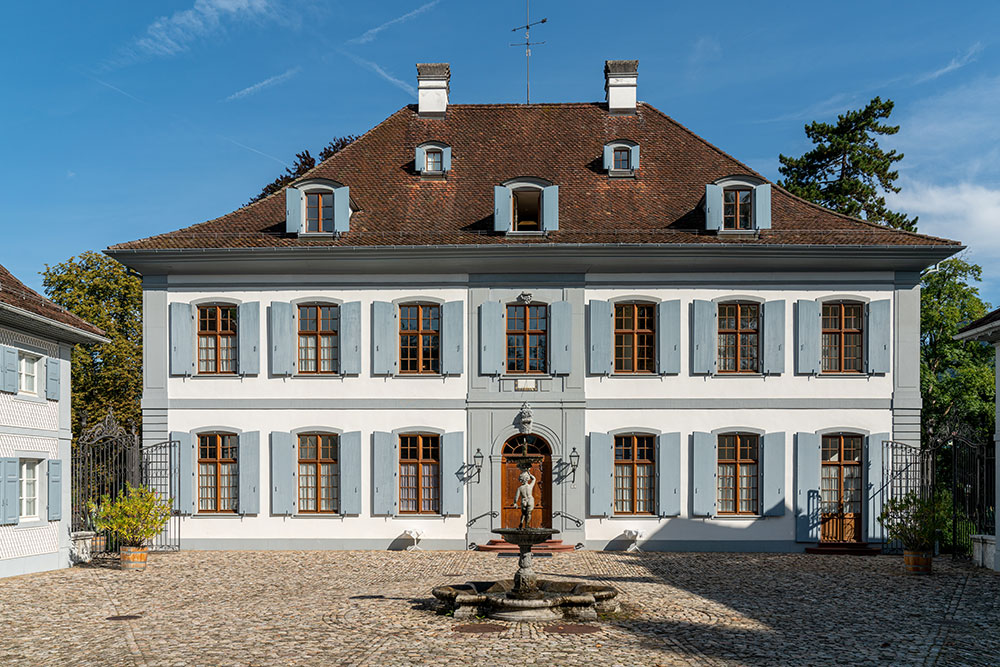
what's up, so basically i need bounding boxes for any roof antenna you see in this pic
[509,0,547,104]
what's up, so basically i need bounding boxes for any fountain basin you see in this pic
[433,580,619,621]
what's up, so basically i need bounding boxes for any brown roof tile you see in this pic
[0,264,107,339]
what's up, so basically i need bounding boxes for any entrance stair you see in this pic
[805,542,882,556]
[477,539,576,554]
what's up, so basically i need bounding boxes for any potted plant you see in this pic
[91,484,172,571]
[878,492,946,574]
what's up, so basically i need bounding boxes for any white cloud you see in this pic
[225,66,300,101]
[66,170,76,179]
[346,1,440,45]
[689,36,722,67]
[915,42,984,84]
[342,52,415,97]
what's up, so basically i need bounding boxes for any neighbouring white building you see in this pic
[106,61,962,553]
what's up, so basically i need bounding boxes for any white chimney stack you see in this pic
[417,63,450,117]
[605,60,638,114]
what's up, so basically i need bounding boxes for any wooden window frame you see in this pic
[612,147,631,170]
[398,433,441,515]
[19,458,39,520]
[614,302,656,374]
[305,191,335,233]
[822,301,864,373]
[613,434,656,515]
[297,433,339,514]
[425,149,443,172]
[297,304,339,374]
[723,188,753,230]
[511,188,542,232]
[717,302,759,373]
[398,303,441,375]
[17,352,38,394]
[821,433,864,525]
[197,304,238,375]
[505,303,548,374]
[717,433,759,515]
[197,433,238,514]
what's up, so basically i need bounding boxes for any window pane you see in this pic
[421,463,440,513]
[198,336,216,373]
[199,463,216,511]
[321,462,338,512]
[299,306,317,332]
[299,335,317,372]
[299,462,317,511]
[219,463,237,511]
[219,336,236,373]
[717,463,735,513]
[614,463,632,513]
[320,335,338,373]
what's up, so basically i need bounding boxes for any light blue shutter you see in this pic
[867,432,889,542]
[414,145,426,173]
[333,186,350,234]
[238,302,260,376]
[1,458,18,525]
[0,346,16,394]
[172,431,195,515]
[762,300,785,375]
[340,301,361,375]
[866,300,891,374]
[239,431,260,515]
[692,432,716,516]
[442,146,452,172]
[630,144,640,170]
[656,300,680,374]
[494,186,512,233]
[705,184,723,231]
[549,300,571,375]
[796,300,821,375]
[270,432,295,515]
[371,301,398,376]
[588,432,613,517]
[441,432,464,516]
[269,302,296,376]
[372,431,397,516]
[761,432,785,516]
[754,184,772,229]
[795,432,821,542]
[588,300,613,375]
[442,301,464,375]
[691,300,716,375]
[541,185,559,232]
[285,187,303,234]
[479,302,504,375]
[602,144,613,171]
[169,303,195,376]
[657,432,680,517]
[46,459,62,521]
[340,431,362,515]
[45,357,60,401]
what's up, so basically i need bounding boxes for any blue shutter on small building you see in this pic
[795,432,821,542]
[269,302,296,376]
[414,145,426,173]
[602,144,613,171]
[704,184,723,231]
[0,346,17,394]
[339,301,361,375]
[333,186,350,234]
[169,303,195,376]
[46,459,62,521]
[285,187,303,234]
[541,185,559,232]
[691,432,716,516]
[691,300,716,375]
[762,300,785,375]
[172,431,195,515]
[372,431,397,516]
[493,186,512,233]
[866,432,889,542]
[761,432,785,516]
[371,301,398,376]
[441,432,464,516]
[656,300,680,375]
[796,300,821,375]
[753,184,772,230]
[479,301,505,375]
[269,432,295,515]
[45,357,60,401]
[549,300,572,375]
[656,432,680,517]
[339,431,362,515]
[866,300,891,374]
[588,432,614,517]
[238,431,260,515]
[588,300,613,375]
[629,144,640,171]
[442,146,452,172]
[441,301,464,376]
[0,458,18,525]
[238,302,260,376]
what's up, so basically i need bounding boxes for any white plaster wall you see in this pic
[0,434,59,560]
[0,327,59,432]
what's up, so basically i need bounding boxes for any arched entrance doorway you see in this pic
[501,434,552,529]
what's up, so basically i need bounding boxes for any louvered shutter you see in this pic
[754,184,772,229]
[172,431,195,515]
[541,185,559,232]
[630,144,640,170]
[1,458,18,525]
[691,300,716,375]
[371,301,398,375]
[656,300,680,375]
[339,301,361,374]
[238,302,260,376]
[796,300,821,375]
[656,432,680,516]
[762,300,785,375]
[588,432,614,517]
[761,432,785,516]
[867,432,890,542]
[333,186,350,234]
[45,357,60,400]
[372,431,397,516]
[704,184,723,231]
[866,300,891,374]
[441,432,464,516]
[285,187,303,234]
[340,431,362,515]
[441,301,464,375]
[269,432,296,515]
[692,432,716,516]
[169,303,195,376]
[602,144,613,171]
[0,346,16,394]
[269,302,296,376]
[479,302,504,375]
[795,432,821,542]
[493,186,512,232]
[549,300,571,375]
[47,459,62,521]
[238,432,260,515]
[588,300,613,375]
[414,145,426,173]
[442,146,452,172]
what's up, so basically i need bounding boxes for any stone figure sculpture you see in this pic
[514,471,536,529]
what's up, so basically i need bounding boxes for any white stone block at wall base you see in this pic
[971,535,996,570]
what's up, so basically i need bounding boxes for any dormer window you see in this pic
[493,179,558,233]
[415,142,451,175]
[613,148,631,170]
[512,188,540,231]
[723,188,753,230]
[285,179,350,236]
[603,140,639,176]
[705,177,771,232]
[306,192,334,233]
[425,149,443,172]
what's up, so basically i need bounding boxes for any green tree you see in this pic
[41,252,142,436]
[778,96,918,231]
[249,135,358,204]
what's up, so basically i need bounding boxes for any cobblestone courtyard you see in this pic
[1,550,998,666]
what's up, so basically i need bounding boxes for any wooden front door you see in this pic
[820,433,864,542]
[500,435,552,529]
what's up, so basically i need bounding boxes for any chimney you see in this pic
[417,63,450,117]
[604,60,638,114]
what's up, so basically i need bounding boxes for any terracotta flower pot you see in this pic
[903,549,933,575]
[92,534,107,554]
[119,546,149,571]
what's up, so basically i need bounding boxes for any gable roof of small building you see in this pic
[109,101,961,253]
[0,264,108,344]
[955,306,1000,343]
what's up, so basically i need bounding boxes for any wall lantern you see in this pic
[473,448,485,482]
[569,447,580,482]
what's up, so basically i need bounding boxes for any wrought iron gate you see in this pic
[141,438,181,552]
[871,439,933,554]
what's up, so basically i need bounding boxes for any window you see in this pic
[613,147,631,170]
[399,434,440,514]
[822,302,864,373]
[298,433,339,513]
[512,188,541,231]
[821,433,863,541]
[425,149,443,172]
[18,353,38,394]
[298,304,339,374]
[198,433,238,512]
[615,303,655,373]
[718,302,759,373]
[399,304,440,374]
[723,188,752,230]
[198,305,237,374]
[614,434,655,514]
[717,433,758,515]
[19,459,39,520]
[306,192,334,233]
[506,304,547,374]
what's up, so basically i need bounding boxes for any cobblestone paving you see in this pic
[1,551,998,666]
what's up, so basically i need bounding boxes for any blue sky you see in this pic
[2,1,999,304]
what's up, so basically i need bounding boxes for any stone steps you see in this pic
[477,539,576,554]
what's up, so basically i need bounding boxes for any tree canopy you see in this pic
[249,135,358,204]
